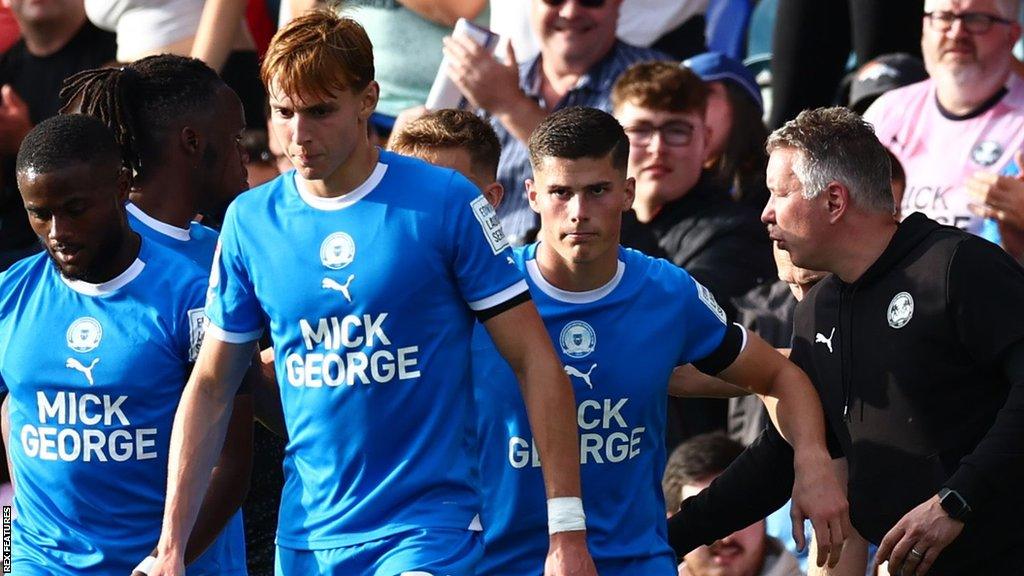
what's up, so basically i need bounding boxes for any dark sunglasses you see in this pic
[542,0,608,8]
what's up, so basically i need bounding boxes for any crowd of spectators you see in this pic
[2,0,1024,575]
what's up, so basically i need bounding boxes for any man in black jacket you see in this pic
[669,107,1024,576]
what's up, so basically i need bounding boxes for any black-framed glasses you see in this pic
[542,0,608,8]
[924,10,1014,34]
[623,122,696,147]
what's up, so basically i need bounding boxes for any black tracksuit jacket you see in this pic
[668,213,1024,574]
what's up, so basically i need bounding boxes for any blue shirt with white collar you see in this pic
[491,41,669,244]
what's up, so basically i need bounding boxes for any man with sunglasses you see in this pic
[441,0,669,246]
[865,0,1024,254]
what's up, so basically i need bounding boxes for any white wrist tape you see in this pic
[133,556,157,575]
[547,496,586,534]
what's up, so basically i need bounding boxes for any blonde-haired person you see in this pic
[149,11,595,576]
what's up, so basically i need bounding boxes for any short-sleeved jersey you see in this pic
[0,241,245,575]
[473,244,740,576]
[865,76,1024,236]
[126,202,220,272]
[205,151,528,549]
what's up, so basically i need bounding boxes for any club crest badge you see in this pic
[887,292,914,329]
[66,317,102,352]
[559,320,596,359]
[971,140,1003,167]
[320,232,356,270]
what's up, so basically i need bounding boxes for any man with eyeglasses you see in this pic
[864,0,1024,255]
[440,0,669,245]
[612,61,775,314]
[611,62,776,452]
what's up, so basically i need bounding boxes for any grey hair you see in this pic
[766,107,894,214]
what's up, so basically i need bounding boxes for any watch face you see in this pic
[941,489,970,520]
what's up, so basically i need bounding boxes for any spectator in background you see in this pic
[613,62,774,305]
[442,0,668,244]
[865,0,1024,250]
[684,52,771,210]
[611,62,775,449]
[84,0,266,128]
[770,0,924,129]
[664,433,803,576]
[343,0,488,141]
[490,0,707,62]
[844,53,928,114]
[0,0,115,270]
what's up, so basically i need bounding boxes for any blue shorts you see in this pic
[275,528,482,576]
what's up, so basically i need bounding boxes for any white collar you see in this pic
[525,257,625,304]
[294,163,388,211]
[61,257,146,296]
[126,202,191,241]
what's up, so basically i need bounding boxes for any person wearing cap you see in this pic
[684,51,770,211]
[845,53,929,114]
[864,0,1024,258]
[439,0,669,245]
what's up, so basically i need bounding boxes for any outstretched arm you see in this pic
[705,331,849,569]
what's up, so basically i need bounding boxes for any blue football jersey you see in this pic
[473,244,739,576]
[127,202,220,272]
[205,151,527,550]
[0,240,245,575]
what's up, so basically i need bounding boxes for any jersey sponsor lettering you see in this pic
[22,391,156,462]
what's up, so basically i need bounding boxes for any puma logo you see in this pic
[322,275,355,302]
[66,358,100,385]
[564,363,597,389]
[815,327,836,354]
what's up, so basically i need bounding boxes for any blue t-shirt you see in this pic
[473,244,738,576]
[0,240,245,575]
[205,151,527,550]
[126,202,220,272]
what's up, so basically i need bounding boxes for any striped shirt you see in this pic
[491,41,670,244]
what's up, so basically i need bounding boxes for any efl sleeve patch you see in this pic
[695,280,727,325]
[187,307,207,362]
[470,195,510,255]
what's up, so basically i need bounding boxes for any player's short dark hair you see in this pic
[59,54,226,178]
[528,107,629,173]
[16,114,121,176]
[611,61,709,116]
[662,433,744,513]
[389,109,502,180]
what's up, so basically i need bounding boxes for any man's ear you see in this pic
[359,81,380,122]
[526,179,540,214]
[622,176,636,211]
[483,181,504,209]
[180,126,201,157]
[826,181,850,224]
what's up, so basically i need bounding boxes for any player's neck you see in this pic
[88,230,142,284]
[303,143,379,199]
[536,241,619,292]
[128,186,197,231]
